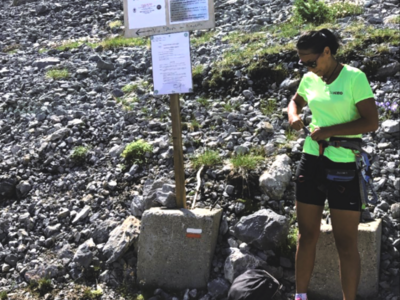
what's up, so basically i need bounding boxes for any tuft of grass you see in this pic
[329,1,363,19]
[71,146,89,164]
[260,98,277,115]
[2,44,20,53]
[0,291,8,300]
[229,154,264,172]
[46,68,69,80]
[121,139,152,165]
[116,96,139,111]
[122,83,139,94]
[29,278,52,296]
[285,128,297,141]
[292,0,363,25]
[83,288,103,299]
[190,150,222,169]
[196,97,211,108]
[279,224,298,257]
[223,102,241,112]
[56,41,81,51]
[191,31,216,47]
[292,0,331,25]
[109,20,123,28]
[387,15,400,24]
[101,36,149,49]
[192,64,204,77]
[190,118,201,131]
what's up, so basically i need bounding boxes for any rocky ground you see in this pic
[0,0,399,299]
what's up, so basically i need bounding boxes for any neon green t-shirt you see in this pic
[297,64,374,163]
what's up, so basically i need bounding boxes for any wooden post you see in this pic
[169,94,187,209]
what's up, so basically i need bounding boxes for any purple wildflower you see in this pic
[385,101,390,106]
[391,103,398,112]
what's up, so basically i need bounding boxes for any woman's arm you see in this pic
[310,98,379,141]
[288,93,308,131]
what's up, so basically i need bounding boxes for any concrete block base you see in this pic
[137,207,223,290]
[309,219,382,300]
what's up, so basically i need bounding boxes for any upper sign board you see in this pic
[123,0,215,37]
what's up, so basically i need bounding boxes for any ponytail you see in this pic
[297,28,341,55]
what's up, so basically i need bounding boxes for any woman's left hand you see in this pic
[310,126,332,141]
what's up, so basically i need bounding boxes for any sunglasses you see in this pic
[298,52,321,68]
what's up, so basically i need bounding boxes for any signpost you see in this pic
[123,0,215,209]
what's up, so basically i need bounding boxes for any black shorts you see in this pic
[295,153,362,212]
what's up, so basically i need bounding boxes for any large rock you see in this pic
[232,209,289,251]
[0,177,17,199]
[391,203,400,219]
[46,128,71,141]
[73,238,96,268]
[92,220,119,244]
[139,178,178,212]
[376,61,400,79]
[32,58,61,69]
[24,265,59,283]
[259,154,292,200]
[224,248,267,283]
[102,216,140,264]
[381,119,400,134]
[12,0,38,5]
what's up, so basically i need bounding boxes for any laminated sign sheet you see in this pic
[151,32,193,95]
[127,0,167,29]
[169,0,209,24]
[123,0,215,36]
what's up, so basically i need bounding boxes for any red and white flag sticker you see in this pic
[186,228,202,239]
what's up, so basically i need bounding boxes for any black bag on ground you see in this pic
[227,269,280,300]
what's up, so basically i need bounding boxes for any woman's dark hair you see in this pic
[296,29,341,55]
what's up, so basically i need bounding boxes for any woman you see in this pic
[287,29,379,300]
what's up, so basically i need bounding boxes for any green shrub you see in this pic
[46,68,69,80]
[109,20,123,28]
[122,83,139,94]
[223,102,241,112]
[293,0,331,25]
[101,36,149,49]
[83,288,103,299]
[190,150,222,169]
[121,140,152,164]
[56,41,81,51]
[71,146,89,164]
[190,118,201,131]
[196,97,211,108]
[260,98,277,115]
[285,128,297,141]
[230,154,264,171]
[0,291,8,300]
[329,1,363,19]
[192,64,204,78]
[29,278,52,296]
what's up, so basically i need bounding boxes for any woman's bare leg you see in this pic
[295,201,324,293]
[330,208,361,300]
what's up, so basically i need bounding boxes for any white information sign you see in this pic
[169,0,209,24]
[127,0,167,29]
[123,0,215,37]
[151,32,193,95]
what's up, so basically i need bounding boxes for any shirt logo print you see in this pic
[330,91,343,95]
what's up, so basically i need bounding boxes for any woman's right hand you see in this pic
[289,114,305,131]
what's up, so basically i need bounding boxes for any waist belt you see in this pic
[316,136,378,208]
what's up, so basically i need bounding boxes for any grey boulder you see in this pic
[259,154,292,200]
[232,209,289,251]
